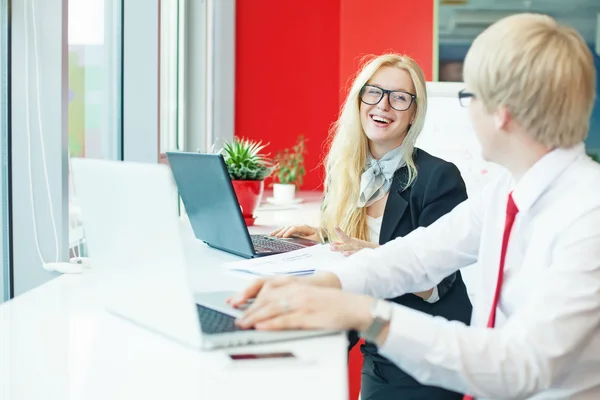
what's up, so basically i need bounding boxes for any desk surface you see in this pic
[1,191,348,400]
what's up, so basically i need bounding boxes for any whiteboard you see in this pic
[416,81,504,198]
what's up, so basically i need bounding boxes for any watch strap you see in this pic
[359,300,392,343]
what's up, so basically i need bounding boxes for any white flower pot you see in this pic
[273,183,296,203]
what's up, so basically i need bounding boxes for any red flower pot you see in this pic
[231,180,264,226]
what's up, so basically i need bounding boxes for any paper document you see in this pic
[223,244,345,277]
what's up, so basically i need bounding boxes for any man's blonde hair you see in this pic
[464,13,596,148]
[320,54,427,242]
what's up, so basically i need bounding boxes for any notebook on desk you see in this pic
[165,152,318,258]
[70,158,337,350]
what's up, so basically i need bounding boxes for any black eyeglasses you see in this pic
[458,89,475,107]
[360,85,416,111]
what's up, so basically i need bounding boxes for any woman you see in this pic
[270,54,472,400]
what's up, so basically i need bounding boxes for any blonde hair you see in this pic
[320,54,427,242]
[464,13,596,148]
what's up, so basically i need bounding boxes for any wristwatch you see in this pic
[359,299,393,343]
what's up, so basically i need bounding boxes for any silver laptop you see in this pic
[70,158,335,350]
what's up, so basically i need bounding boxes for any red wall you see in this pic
[236,1,434,394]
[235,0,341,190]
[339,0,434,100]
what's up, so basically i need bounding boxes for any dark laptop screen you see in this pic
[166,152,256,258]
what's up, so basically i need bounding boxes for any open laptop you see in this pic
[165,152,317,258]
[70,158,335,350]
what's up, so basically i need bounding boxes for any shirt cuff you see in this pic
[379,304,440,365]
[425,286,440,303]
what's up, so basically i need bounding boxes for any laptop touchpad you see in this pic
[194,291,243,318]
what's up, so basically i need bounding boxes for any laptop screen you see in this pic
[166,152,256,258]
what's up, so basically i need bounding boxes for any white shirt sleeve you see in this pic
[377,208,600,399]
[325,193,484,299]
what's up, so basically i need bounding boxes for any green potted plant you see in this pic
[220,138,273,226]
[272,135,306,204]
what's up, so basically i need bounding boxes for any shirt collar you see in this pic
[511,143,586,213]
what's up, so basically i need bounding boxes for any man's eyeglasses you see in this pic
[458,89,475,107]
[360,85,416,111]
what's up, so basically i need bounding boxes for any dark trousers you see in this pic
[361,356,463,400]
[354,272,472,400]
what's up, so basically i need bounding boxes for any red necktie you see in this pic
[463,193,519,400]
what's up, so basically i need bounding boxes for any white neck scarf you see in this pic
[357,146,406,208]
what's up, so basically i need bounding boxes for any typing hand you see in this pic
[235,281,374,332]
[330,226,379,256]
[270,225,320,241]
[226,272,343,309]
[226,276,299,308]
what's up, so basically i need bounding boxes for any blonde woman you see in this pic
[269,54,472,400]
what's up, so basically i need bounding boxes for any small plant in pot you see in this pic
[220,138,273,226]
[272,135,306,204]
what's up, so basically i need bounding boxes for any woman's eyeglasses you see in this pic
[360,85,416,111]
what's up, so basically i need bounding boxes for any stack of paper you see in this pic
[223,244,346,277]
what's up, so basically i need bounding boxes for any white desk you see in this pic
[0,191,348,400]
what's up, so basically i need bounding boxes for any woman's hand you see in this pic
[270,225,321,241]
[234,280,375,333]
[330,226,379,256]
[269,225,321,242]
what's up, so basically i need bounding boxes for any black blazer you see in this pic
[350,148,473,359]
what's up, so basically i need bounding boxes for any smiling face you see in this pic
[359,66,417,158]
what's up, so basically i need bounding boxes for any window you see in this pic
[160,0,185,158]
[1,0,9,301]
[68,0,122,255]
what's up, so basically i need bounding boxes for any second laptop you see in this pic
[166,151,318,258]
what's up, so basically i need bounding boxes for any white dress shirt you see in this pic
[327,143,600,399]
[367,214,439,303]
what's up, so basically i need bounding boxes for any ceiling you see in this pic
[438,0,600,45]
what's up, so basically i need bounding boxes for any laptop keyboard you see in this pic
[196,304,250,334]
[251,235,305,253]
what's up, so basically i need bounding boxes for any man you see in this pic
[229,13,600,399]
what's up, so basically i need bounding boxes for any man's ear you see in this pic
[494,105,511,131]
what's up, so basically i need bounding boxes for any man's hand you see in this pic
[330,226,379,256]
[235,281,375,332]
[226,272,342,309]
